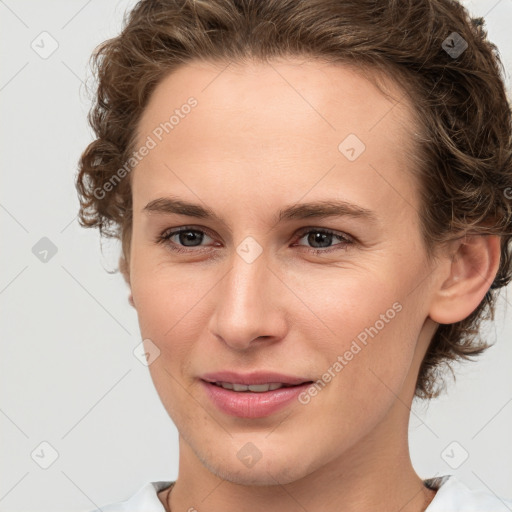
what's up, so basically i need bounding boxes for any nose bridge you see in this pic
[211,239,283,349]
[224,242,269,322]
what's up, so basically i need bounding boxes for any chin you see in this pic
[206,461,309,487]
[196,441,315,487]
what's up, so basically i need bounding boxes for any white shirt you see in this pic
[90,475,512,511]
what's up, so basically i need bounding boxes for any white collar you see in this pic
[95,475,512,511]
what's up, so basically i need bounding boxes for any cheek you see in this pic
[130,253,204,339]
[299,306,418,450]
[288,266,404,349]
[129,260,205,402]
[131,265,203,420]
[294,268,420,407]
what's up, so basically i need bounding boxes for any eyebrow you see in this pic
[142,196,377,225]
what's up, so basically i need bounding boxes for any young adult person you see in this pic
[76,0,512,510]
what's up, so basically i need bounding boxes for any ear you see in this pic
[119,255,135,308]
[429,234,501,324]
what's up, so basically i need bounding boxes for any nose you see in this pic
[208,245,287,351]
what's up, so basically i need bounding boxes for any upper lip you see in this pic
[201,371,313,386]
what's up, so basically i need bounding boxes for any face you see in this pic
[127,58,440,485]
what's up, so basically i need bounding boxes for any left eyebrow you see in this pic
[276,199,377,224]
[142,196,377,225]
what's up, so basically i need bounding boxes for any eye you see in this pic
[293,227,354,254]
[155,226,217,254]
[155,225,353,255]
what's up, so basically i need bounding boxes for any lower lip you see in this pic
[201,380,312,418]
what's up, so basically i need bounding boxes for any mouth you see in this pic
[206,381,312,392]
[200,370,313,387]
[200,378,315,418]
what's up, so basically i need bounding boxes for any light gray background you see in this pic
[1,0,511,510]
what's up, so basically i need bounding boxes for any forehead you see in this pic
[131,58,420,219]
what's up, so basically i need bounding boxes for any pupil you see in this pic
[180,230,202,247]
[309,232,331,248]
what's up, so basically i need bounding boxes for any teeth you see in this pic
[214,382,286,392]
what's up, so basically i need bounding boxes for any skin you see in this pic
[121,58,501,512]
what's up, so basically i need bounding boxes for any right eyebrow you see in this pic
[142,197,224,222]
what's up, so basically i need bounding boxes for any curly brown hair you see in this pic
[76,0,512,399]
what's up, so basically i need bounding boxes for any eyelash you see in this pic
[154,225,354,255]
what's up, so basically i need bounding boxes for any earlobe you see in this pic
[429,234,501,325]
